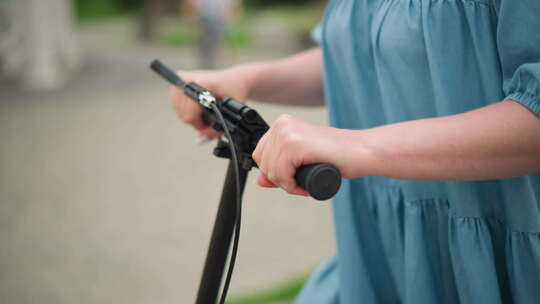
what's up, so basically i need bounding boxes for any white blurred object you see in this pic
[0,0,80,90]
[194,0,233,20]
[192,0,237,68]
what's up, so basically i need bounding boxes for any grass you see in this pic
[158,20,197,46]
[75,0,134,22]
[226,23,253,51]
[74,1,320,50]
[262,4,323,33]
[158,19,254,51]
[226,274,309,304]
[258,4,323,49]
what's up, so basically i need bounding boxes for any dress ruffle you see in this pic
[297,181,540,303]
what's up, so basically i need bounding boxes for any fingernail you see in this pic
[196,135,211,145]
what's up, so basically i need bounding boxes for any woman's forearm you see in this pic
[348,100,540,180]
[234,48,324,106]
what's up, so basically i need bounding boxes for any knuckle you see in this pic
[170,85,181,97]
[282,182,295,194]
[283,133,301,147]
[252,152,260,164]
[170,91,182,107]
[275,114,293,127]
[277,114,293,122]
[267,171,277,184]
[182,113,197,124]
[257,161,266,174]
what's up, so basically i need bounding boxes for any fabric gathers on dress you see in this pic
[296,1,540,303]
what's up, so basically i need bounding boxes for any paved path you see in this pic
[0,17,334,303]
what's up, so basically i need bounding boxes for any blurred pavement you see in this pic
[0,17,334,303]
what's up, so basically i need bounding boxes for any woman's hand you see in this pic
[170,49,325,140]
[252,114,357,196]
[170,67,250,139]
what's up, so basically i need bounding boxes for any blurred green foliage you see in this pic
[74,0,322,22]
[158,20,253,50]
[158,21,196,46]
[264,5,321,35]
[260,5,321,49]
[226,23,253,51]
[245,0,318,9]
[227,274,308,304]
[74,0,136,21]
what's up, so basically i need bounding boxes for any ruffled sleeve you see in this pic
[311,23,322,45]
[495,0,540,115]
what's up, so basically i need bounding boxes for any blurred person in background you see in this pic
[170,1,540,303]
[186,0,239,68]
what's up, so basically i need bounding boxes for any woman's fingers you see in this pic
[288,185,310,197]
[265,129,281,187]
[256,172,308,196]
[252,114,315,197]
[257,173,277,188]
[199,127,221,139]
[275,148,298,194]
[183,102,208,131]
[171,85,223,139]
[252,130,269,168]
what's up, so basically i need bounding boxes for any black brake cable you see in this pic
[149,60,242,303]
[210,103,242,304]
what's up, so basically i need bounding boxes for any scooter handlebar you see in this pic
[295,163,341,200]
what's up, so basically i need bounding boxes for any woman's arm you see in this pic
[252,100,540,194]
[351,100,540,180]
[238,47,324,106]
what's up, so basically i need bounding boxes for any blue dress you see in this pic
[295,1,540,303]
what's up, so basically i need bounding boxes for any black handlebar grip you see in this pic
[295,163,342,201]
